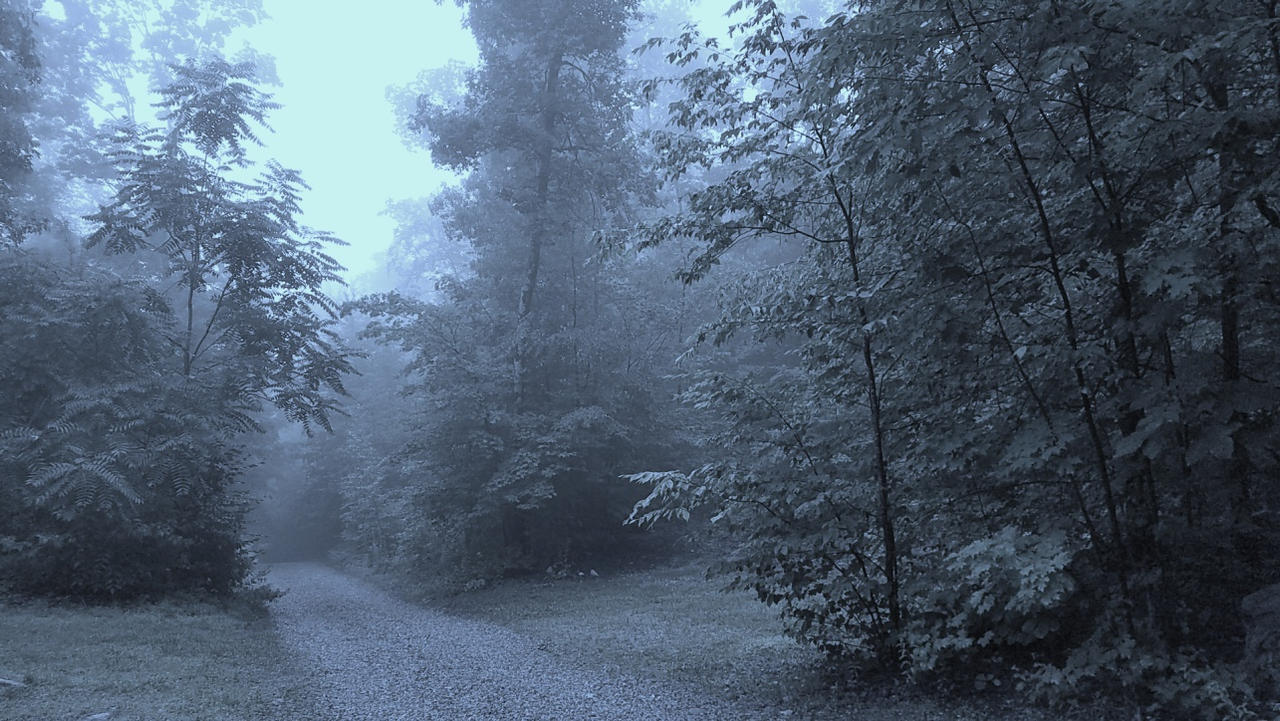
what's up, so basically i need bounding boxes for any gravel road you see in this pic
[269,562,754,720]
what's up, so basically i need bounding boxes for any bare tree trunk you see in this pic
[518,51,563,321]
[1202,71,1250,525]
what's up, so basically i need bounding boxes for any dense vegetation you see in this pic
[338,0,692,580]
[0,1,349,598]
[2,0,1277,718]
[624,2,1280,717]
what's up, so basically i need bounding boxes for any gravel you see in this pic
[269,562,758,720]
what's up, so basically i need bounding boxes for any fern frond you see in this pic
[27,462,78,489]
[0,425,39,441]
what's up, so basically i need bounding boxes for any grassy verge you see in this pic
[436,559,1053,721]
[0,599,312,721]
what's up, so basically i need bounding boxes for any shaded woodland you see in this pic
[2,1,1279,719]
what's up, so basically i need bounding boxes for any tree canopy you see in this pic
[2,1,1277,717]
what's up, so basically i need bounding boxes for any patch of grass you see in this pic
[0,599,312,721]
[438,559,1056,721]
[443,561,810,689]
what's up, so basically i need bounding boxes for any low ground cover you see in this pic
[434,560,1058,721]
[0,598,312,721]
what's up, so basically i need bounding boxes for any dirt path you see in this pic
[269,562,752,720]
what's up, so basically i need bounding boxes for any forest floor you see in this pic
[425,559,1055,721]
[3,561,1060,720]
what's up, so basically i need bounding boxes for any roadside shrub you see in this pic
[1020,627,1259,721]
[3,503,251,600]
[0,253,254,600]
[902,526,1082,678]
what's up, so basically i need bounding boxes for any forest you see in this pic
[2,0,1279,719]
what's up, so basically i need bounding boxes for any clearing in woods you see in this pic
[2,561,1046,720]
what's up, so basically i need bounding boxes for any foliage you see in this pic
[0,251,250,598]
[1020,629,1259,721]
[328,0,691,584]
[5,0,1277,716]
[1,59,351,600]
[17,0,271,242]
[87,59,352,433]
[0,0,42,244]
[349,281,677,581]
[903,527,1081,676]
[628,0,1280,716]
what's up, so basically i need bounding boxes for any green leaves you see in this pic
[0,251,252,598]
[324,0,685,583]
[624,470,696,527]
[0,1,41,246]
[86,59,352,434]
[631,0,1280,713]
[2,57,352,600]
[157,59,277,164]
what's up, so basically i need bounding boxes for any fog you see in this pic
[2,1,1277,719]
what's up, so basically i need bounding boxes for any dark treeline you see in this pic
[2,1,1278,719]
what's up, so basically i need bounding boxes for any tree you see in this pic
[0,250,251,598]
[87,59,352,433]
[0,59,353,600]
[629,0,1280,716]
[15,0,272,249]
[417,0,643,351]
[632,1,916,656]
[0,0,41,245]
[348,0,689,581]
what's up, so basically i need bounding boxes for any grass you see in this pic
[0,560,1062,720]
[0,599,312,721]
[435,559,1053,721]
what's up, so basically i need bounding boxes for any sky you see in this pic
[231,1,478,291]
[225,1,738,292]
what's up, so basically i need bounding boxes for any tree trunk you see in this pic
[514,50,563,406]
[517,51,563,320]
[832,180,900,633]
[1203,71,1250,525]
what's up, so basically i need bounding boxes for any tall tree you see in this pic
[22,0,271,241]
[417,0,643,396]
[630,0,1280,715]
[350,0,688,580]
[88,59,352,433]
[0,60,352,600]
[0,0,41,245]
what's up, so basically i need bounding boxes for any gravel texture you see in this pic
[269,562,756,720]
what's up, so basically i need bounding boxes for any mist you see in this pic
[3,1,1279,719]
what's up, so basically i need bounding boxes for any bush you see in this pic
[0,253,254,600]
[1020,629,1259,721]
[903,526,1082,677]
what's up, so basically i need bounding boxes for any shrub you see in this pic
[903,526,1082,677]
[0,253,253,600]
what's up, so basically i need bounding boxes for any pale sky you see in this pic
[232,1,478,290]
[226,1,737,292]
